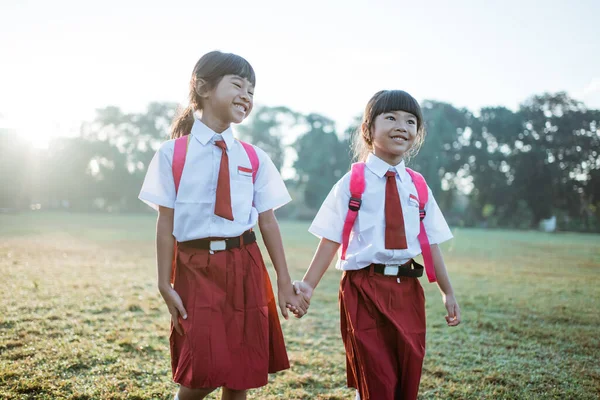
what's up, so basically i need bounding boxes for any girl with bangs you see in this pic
[292,90,461,399]
[139,51,309,400]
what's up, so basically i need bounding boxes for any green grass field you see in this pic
[1,212,599,399]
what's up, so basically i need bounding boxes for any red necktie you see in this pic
[214,140,234,221]
[385,170,408,249]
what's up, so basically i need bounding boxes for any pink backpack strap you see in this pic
[172,135,190,194]
[173,137,260,192]
[341,162,366,260]
[170,134,190,285]
[238,140,259,183]
[406,168,437,283]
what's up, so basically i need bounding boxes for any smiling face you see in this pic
[200,74,254,131]
[366,110,418,165]
[356,90,425,164]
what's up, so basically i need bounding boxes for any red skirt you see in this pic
[339,266,426,400]
[169,241,290,390]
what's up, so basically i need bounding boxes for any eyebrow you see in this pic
[230,76,254,88]
[387,111,417,119]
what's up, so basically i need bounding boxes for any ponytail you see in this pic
[170,105,194,139]
[351,126,371,162]
[170,51,256,140]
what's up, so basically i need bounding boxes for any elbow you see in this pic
[258,209,277,231]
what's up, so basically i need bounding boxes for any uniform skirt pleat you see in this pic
[169,241,289,390]
[339,267,426,400]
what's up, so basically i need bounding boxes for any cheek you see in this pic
[409,125,418,138]
[370,130,382,144]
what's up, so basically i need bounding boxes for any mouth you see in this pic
[233,103,248,114]
[390,134,409,142]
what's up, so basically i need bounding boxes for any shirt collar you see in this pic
[365,153,407,181]
[190,110,235,149]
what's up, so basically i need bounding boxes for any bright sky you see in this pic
[1,0,599,148]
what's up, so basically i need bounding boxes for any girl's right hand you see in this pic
[290,281,314,318]
[160,286,188,335]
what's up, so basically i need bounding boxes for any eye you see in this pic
[248,91,254,97]
[407,119,416,125]
[232,82,242,88]
[386,115,396,121]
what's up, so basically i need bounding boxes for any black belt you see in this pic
[179,230,256,251]
[371,259,424,278]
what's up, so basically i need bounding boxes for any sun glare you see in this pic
[20,126,53,150]
[1,115,63,150]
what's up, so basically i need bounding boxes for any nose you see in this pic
[240,90,250,102]
[395,121,407,132]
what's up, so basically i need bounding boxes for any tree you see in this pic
[410,101,471,217]
[236,106,298,171]
[293,113,351,210]
[80,102,178,211]
[515,93,599,227]
[0,129,35,209]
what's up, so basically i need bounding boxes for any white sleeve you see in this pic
[252,146,292,213]
[308,174,350,244]
[422,186,453,244]
[138,140,176,210]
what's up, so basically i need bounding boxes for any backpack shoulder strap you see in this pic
[405,168,436,283]
[170,134,190,286]
[172,135,190,194]
[341,162,366,260]
[238,140,259,183]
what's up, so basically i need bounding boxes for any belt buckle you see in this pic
[383,265,399,276]
[209,240,227,252]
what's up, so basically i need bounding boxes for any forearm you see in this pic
[258,210,291,285]
[156,208,175,293]
[302,238,340,290]
[431,244,454,297]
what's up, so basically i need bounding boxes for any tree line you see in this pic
[1,92,598,232]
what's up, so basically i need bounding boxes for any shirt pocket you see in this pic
[354,210,378,264]
[403,195,421,243]
[231,172,254,222]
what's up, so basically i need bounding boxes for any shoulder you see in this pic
[328,170,352,199]
[405,168,435,199]
[237,140,265,159]
[157,138,177,156]
[236,141,275,171]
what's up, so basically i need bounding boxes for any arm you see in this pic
[291,238,340,312]
[302,238,340,291]
[431,244,461,326]
[157,206,187,335]
[258,209,309,319]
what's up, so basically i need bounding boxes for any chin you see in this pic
[229,114,245,124]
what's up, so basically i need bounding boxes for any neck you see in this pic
[373,150,404,166]
[199,109,230,133]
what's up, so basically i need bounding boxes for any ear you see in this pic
[361,122,371,143]
[194,78,210,99]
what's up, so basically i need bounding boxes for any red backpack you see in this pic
[169,134,260,284]
[341,163,437,283]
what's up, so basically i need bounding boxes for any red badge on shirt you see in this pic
[409,193,420,207]
[238,166,253,177]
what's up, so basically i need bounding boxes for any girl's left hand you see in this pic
[277,280,310,320]
[443,294,461,326]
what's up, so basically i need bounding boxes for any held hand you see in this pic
[278,280,310,320]
[443,294,461,327]
[287,281,314,319]
[160,286,188,335]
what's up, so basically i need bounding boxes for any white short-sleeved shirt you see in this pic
[139,115,291,242]
[309,153,453,271]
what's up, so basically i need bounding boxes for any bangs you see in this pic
[216,53,256,87]
[369,90,422,127]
